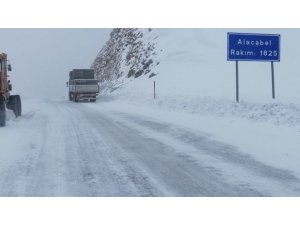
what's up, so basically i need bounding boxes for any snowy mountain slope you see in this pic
[155,29,300,102]
[92,29,300,102]
[92,29,300,128]
[91,28,159,92]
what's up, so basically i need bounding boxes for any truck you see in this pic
[67,69,99,102]
[0,53,22,127]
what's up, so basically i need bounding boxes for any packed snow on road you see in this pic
[1,95,300,196]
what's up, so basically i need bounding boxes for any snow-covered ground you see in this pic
[1,29,300,196]
[95,90,300,180]
[1,97,300,196]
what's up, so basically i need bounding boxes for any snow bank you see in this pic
[101,75,300,130]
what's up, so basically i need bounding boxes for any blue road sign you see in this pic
[227,33,280,61]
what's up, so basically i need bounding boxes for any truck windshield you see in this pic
[75,80,98,85]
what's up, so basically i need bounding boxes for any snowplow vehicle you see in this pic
[0,53,22,127]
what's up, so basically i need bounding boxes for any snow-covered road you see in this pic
[1,98,300,196]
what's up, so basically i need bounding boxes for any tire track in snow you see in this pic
[62,102,166,196]
[80,105,263,196]
[102,111,300,196]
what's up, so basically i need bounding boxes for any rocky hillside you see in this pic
[91,28,159,92]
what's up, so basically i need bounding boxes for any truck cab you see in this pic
[68,69,99,102]
[0,53,22,127]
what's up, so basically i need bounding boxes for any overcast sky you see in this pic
[0,29,111,98]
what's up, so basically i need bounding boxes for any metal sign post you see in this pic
[236,61,239,102]
[271,61,275,99]
[227,32,280,102]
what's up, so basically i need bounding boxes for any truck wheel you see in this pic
[0,101,6,127]
[16,95,22,117]
[69,92,72,101]
[6,96,14,110]
[9,95,19,117]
